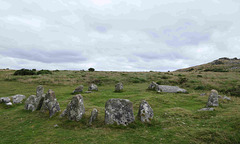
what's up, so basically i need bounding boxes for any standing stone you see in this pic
[0,97,11,103]
[88,84,98,91]
[115,82,123,92]
[25,85,45,111]
[41,89,61,118]
[11,95,26,104]
[73,85,84,94]
[138,100,154,123]
[148,82,158,90]
[105,98,135,126]
[88,108,98,125]
[155,85,187,93]
[206,89,219,107]
[60,94,85,121]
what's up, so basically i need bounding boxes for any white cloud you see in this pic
[0,0,240,71]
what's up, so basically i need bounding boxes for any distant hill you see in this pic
[176,57,240,72]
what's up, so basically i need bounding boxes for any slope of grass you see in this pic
[0,70,240,144]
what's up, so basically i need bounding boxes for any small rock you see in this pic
[88,84,98,91]
[5,102,13,106]
[148,82,158,90]
[223,96,231,101]
[155,85,187,93]
[200,93,206,96]
[198,108,214,111]
[41,89,61,118]
[206,89,219,107]
[11,95,26,104]
[73,85,84,94]
[115,82,123,92]
[218,95,222,99]
[0,97,11,103]
[105,98,135,126]
[89,108,98,125]
[138,100,154,123]
[60,94,85,121]
[54,124,59,128]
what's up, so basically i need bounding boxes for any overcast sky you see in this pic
[0,0,240,71]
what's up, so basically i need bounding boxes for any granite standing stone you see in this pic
[88,84,98,91]
[105,98,135,126]
[89,108,98,125]
[148,82,158,90]
[73,85,84,94]
[138,100,154,123]
[41,89,61,118]
[206,90,219,107]
[60,94,85,121]
[155,85,187,93]
[11,94,26,104]
[115,82,123,92]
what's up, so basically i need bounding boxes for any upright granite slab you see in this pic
[206,89,219,107]
[60,94,85,121]
[148,82,158,90]
[41,89,61,118]
[25,85,45,111]
[105,98,135,126]
[88,84,98,91]
[115,82,123,92]
[138,100,154,123]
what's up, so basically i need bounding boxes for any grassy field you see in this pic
[0,70,240,144]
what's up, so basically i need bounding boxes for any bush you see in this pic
[161,75,169,79]
[14,69,36,76]
[37,70,52,75]
[204,68,229,72]
[130,77,146,83]
[88,68,95,72]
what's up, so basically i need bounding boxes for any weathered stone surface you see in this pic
[0,97,11,103]
[88,84,98,91]
[25,86,45,111]
[105,98,135,126]
[206,90,219,107]
[138,100,154,123]
[73,85,84,94]
[11,95,26,104]
[198,108,214,111]
[200,93,206,96]
[115,82,123,92]
[25,95,37,111]
[5,102,13,106]
[60,94,85,121]
[223,96,231,101]
[41,89,61,118]
[148,82,158,90]
[155,85,187,93]
[89,108,98,125]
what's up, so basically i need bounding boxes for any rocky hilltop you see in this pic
[176,57,240,72]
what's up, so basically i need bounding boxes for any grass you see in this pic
[0,70,240,143]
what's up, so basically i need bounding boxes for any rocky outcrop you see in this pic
[115,82,123,92]
[88,108,98,125]
[60,94,85,121]
[73,85,84,94]
[206,90,219,107]
[88,84,98,91]
[11,95,26,104]
[105,98,135,126]
[138,100,154,123]
[156,85,187,93]
[41,89,61,118]
[148,82,158,90]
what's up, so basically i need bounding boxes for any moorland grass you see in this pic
[0,70,240,144]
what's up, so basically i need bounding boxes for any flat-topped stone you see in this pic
[156,85,187,93]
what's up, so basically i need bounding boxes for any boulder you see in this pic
[11,94,26,104]
[73,85,84,94]
[41,89,61,118]
[5,102,13,106]
[200,93,206,96]
[198,108,214,111]
[88,108,98,125]
[0,97,11,103]
[105,98,135,126]
[138,100,154,123]
[88,84,98,91]
[25,86,45,111]
[206,90,219,107]
[115,82,123,92]
[60,94,85,121]
[223,96,231,101]
[148,82,158,90]
[155,85,187,93]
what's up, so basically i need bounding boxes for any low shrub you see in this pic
[14,69,36,75]
[37,70,52,75]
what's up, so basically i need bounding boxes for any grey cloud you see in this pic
[1,48,87,63]
[135,52,188,61]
